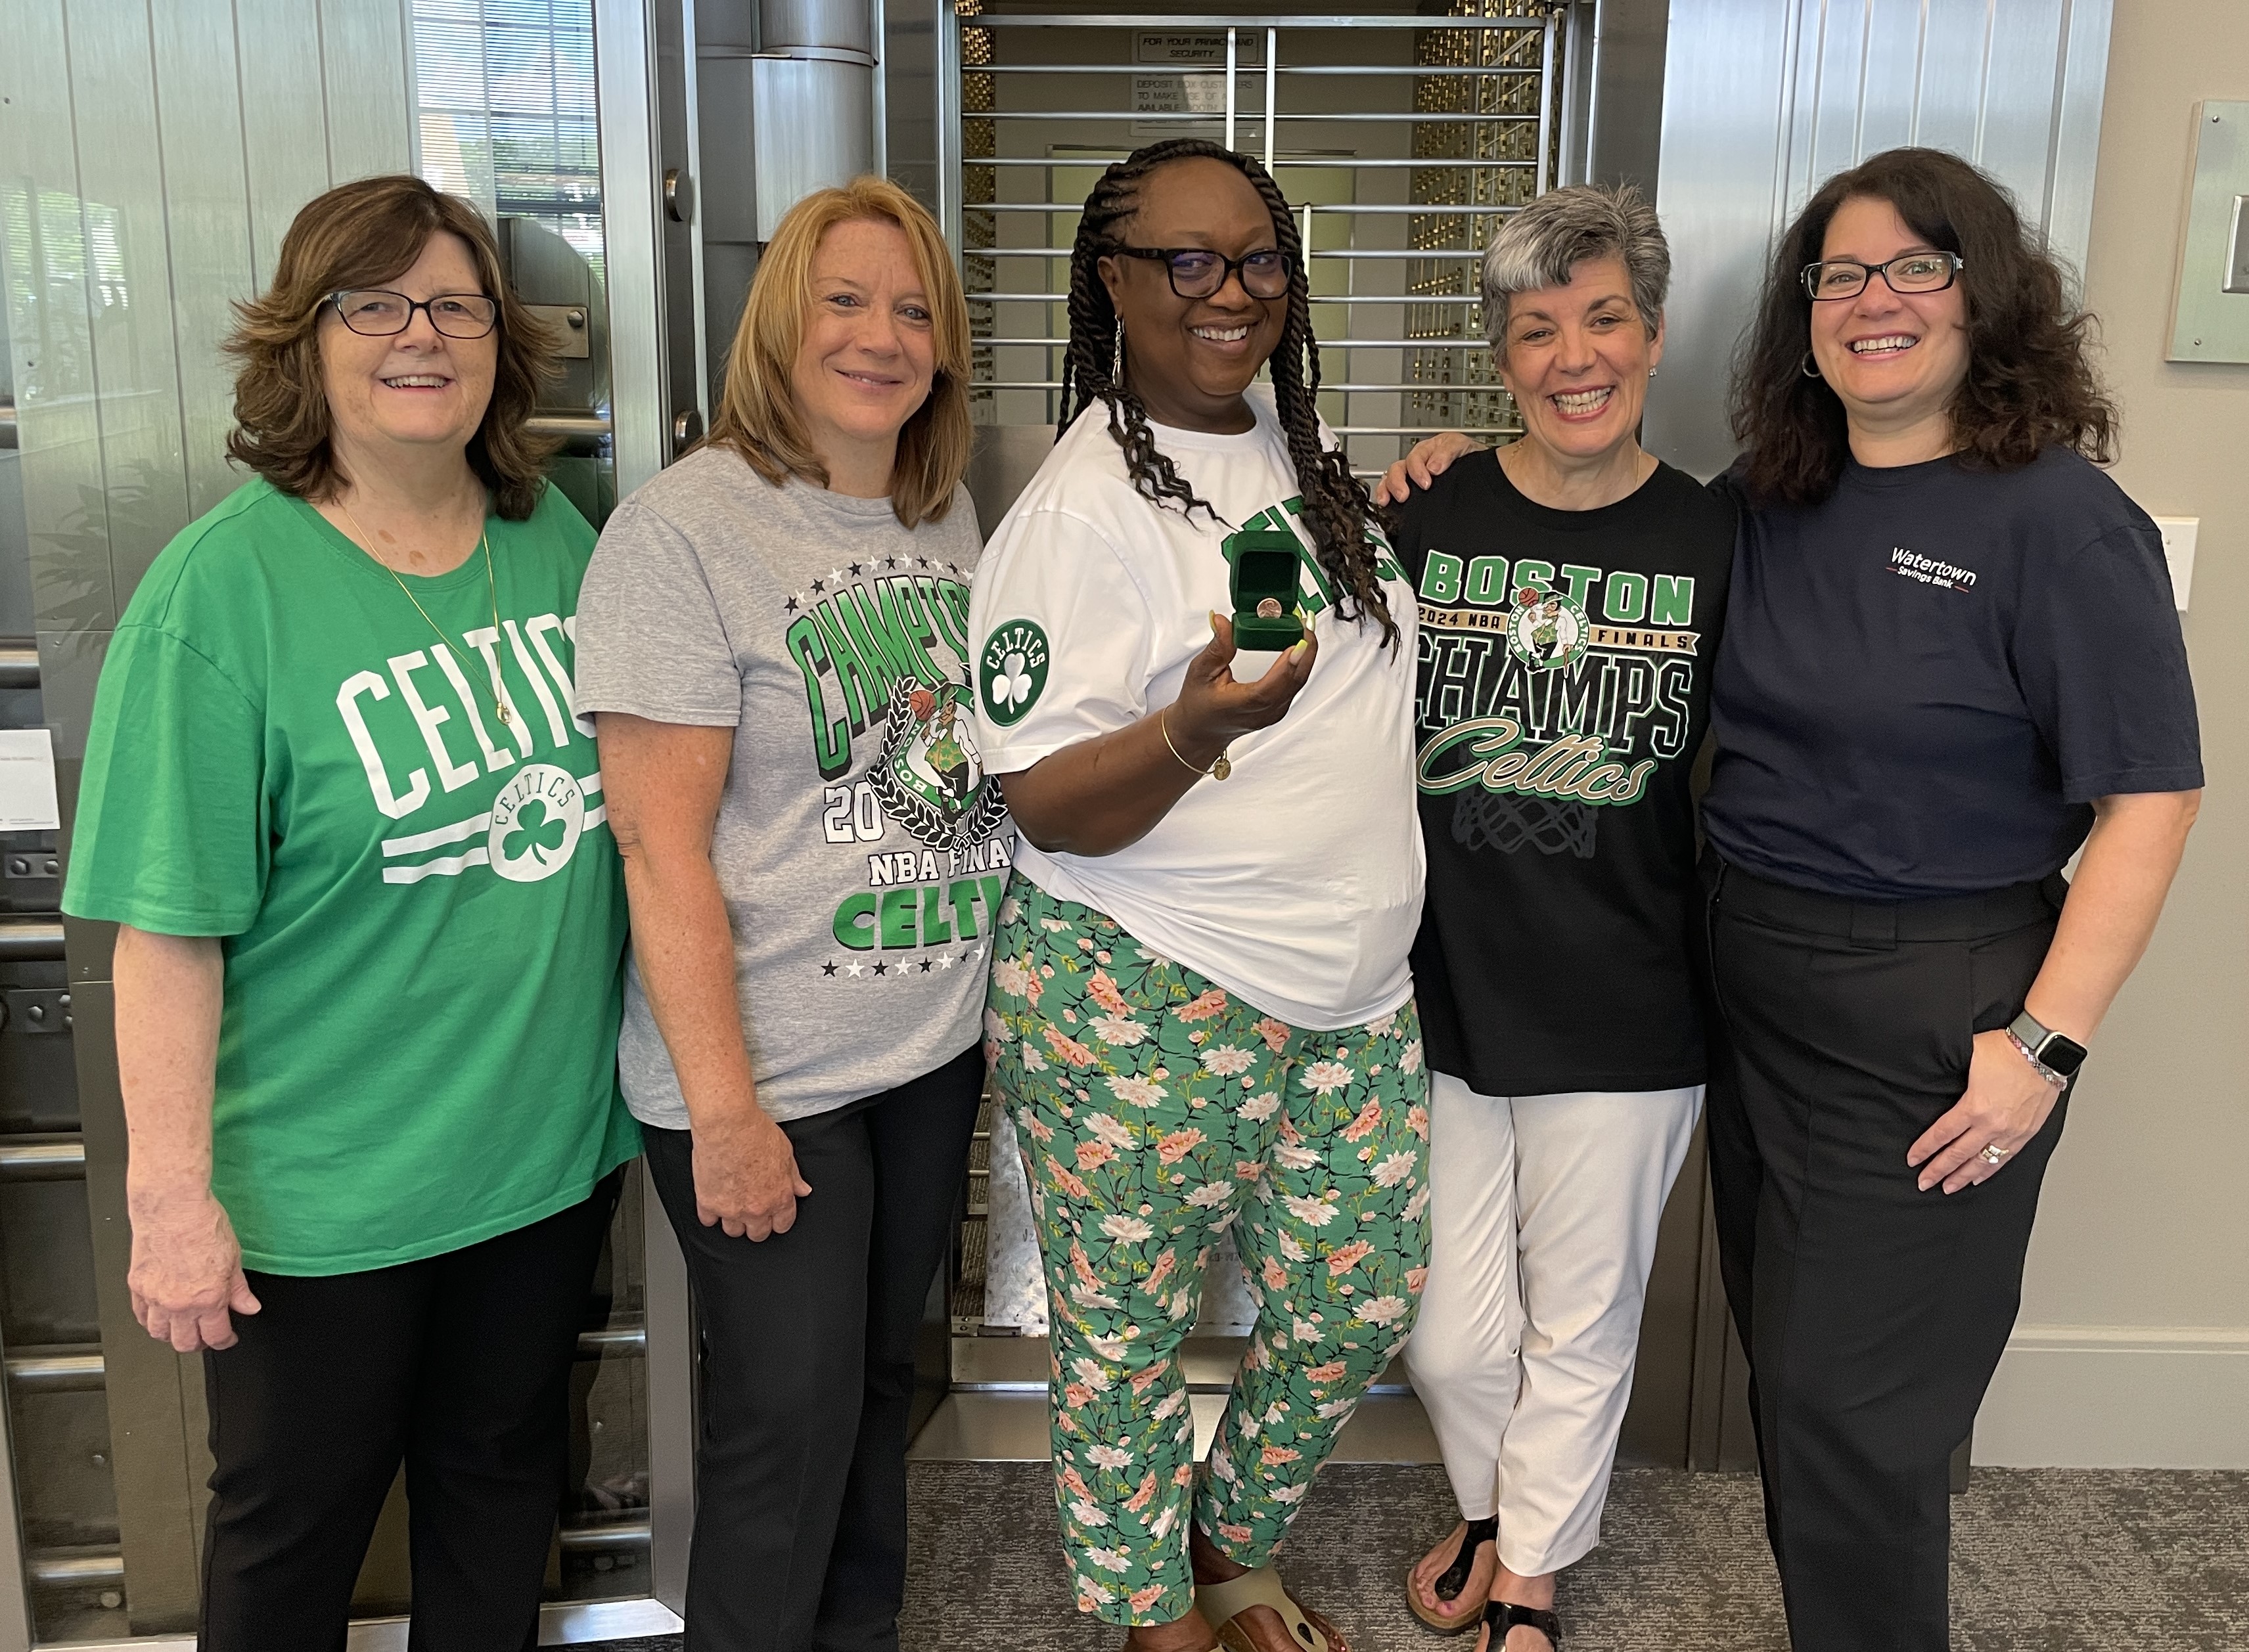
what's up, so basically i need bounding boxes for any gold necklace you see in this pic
[335,498,513,726]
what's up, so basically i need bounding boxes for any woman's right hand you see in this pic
[127,1190,261,1352]
[1164,612,1319,766]
[1372,430,1479,507]
[693,1107,813,1241]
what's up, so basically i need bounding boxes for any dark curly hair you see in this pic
[1059,139,1397,649]
[1730,146,2118,506]
[225,174,558,520]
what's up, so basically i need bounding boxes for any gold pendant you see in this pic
[1211,751,1232,781]
[497,702,513,725]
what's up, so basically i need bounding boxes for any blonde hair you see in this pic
[706,177,971,528]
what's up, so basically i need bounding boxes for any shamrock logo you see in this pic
[485,764,586,883]
[993,652,1034,709]
[501,797,570,868]
[978,619,1050,727]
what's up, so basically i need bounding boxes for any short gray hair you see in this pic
[1481,183,1670,346]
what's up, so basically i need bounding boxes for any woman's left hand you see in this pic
[1907,1031,2062,1194]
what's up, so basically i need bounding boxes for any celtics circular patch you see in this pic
[1506,585,1590,672]
[978,619,1051,726]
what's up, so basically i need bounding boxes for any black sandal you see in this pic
[1404,1516,1498,1634]
[1483,1599,1563,1650]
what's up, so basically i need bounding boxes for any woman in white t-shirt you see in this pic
[970,139,1427,1652]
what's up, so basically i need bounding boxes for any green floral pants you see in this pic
[985,874,1432,1625]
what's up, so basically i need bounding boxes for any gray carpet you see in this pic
[597,1462,2249,1650]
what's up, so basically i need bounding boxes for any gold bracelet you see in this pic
[1160,711,1232,781]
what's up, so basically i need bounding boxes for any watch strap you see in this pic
[2007,1010,2087,1080]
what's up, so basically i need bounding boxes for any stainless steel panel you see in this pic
[763,0,875,56]
[148,0,261,523]
[2045,0,2116,280]
[6,0,121,638]
[884,0,944,212]
[2169,103,2249,362]
[57,0,194,608]
[595,0,675,498]
[1583,0,1669,192]
[1647,0,2116,480]
[318,0,415,183]
[752,56,877,239]
[235,0,335,288]
[37,631,108,767]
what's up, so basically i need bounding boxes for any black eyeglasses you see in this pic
[1109,246,1294,300]
[327,289,500,338]
[1801,251,1965,301]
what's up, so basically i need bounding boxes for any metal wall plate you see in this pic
[2169,101,2249,362]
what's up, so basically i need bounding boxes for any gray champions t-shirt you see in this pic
[575,447,1013,1127]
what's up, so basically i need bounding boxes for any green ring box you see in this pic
[1227,529,1307,652]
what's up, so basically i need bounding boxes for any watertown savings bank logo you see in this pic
[1507,585,1591,671]
[978,619,1050,727]
[488,763,587,882]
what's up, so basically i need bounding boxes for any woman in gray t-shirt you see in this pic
[576,177,1009,1649]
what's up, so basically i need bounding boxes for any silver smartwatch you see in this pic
[2007,1010,2087,1087]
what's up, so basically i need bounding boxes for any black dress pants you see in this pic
[198,1169,622,1652]
[642,1044,984,1652]
[1700,858,2068,1652]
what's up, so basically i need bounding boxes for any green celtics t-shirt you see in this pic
[63,478,637,1276]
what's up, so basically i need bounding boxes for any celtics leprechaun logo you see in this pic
[871,677,1009,854]
[978,619,1049,726]
[1507,585,1590,671]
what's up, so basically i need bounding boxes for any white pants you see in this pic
[1401,1072,1702,1576]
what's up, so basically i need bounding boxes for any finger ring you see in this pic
[1980,1143,2009,1164]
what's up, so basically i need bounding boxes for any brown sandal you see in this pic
[1405,1517,1497,1635]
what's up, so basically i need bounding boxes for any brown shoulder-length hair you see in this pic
[1730,146,2117,506]
[225,174,558,520]
[706,176,971,529]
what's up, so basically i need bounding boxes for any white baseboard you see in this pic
[1974,1324,2249,1468]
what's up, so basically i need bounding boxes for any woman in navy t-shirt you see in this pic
[1701,147,2199,1652]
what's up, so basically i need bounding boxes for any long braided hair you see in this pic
[1059,139,1397,649]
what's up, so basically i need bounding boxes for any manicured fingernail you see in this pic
[1291,638,1310,658]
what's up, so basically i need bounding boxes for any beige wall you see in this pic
[1976,0,2249,1468]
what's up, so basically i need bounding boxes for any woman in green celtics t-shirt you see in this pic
[62,175,637,1651]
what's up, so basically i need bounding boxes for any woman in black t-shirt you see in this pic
[1374,185,1735,1652]
[1694,147,2198,1652]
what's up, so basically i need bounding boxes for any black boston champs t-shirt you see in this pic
[1704,447,2202,900]
[1392,453,1737,1097]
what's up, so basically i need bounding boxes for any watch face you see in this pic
[2041,1034,2089,1077]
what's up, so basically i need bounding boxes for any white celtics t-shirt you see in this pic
[968,389,1423,1031]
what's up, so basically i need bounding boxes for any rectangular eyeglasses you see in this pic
[1110,246,1294,301]
[328,289,500,338]
[1801,252,1965,301]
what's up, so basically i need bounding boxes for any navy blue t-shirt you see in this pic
[1704,447,2201,900]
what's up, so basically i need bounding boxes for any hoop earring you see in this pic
[1800,351,1823,380]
